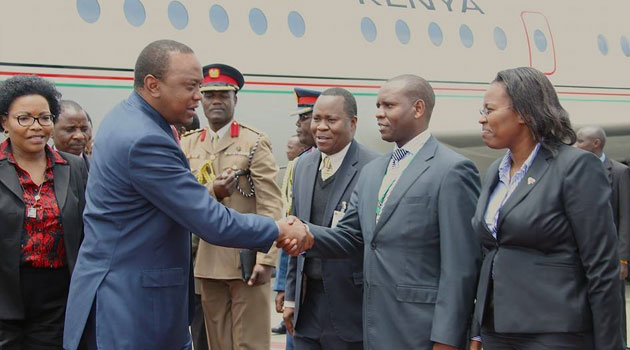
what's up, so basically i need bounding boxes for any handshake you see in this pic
[275,216,314,256]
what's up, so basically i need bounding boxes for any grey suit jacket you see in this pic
[0,149,87,319]
[307,136,481,349]
[285,140,377,342]
[604,157,630,260]
[472,145,621,350]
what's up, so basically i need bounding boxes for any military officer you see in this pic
[181,63,283,350]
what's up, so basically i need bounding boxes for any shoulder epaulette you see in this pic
[181,128,204,138]
[238,122,263,135]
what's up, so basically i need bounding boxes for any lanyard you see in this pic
[375,151,417,218]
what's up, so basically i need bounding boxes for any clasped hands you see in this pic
[275,216,314,256]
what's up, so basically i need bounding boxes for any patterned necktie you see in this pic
[321,156,333,181]
[391,148,409,169]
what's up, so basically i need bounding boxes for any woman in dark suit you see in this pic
[0,75,88,349]
[472,67,621,350]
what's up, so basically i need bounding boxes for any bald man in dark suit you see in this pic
[576,125,630,348]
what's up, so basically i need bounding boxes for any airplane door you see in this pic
[520,11,557,75]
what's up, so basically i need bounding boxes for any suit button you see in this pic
[370,242,376,250]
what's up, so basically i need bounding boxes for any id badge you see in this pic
[331,210,345,228]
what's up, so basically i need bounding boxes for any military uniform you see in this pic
[182,64,283,350]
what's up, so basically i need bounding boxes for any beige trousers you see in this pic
[200,278,271,350]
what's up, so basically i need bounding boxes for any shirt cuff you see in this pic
[471,336,482,342]
[283,300,296,308]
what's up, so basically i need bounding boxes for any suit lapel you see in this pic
[0,160,23,202]
[214,133,235,154]
[200,127,214,155]
[364,156,390,236]
[497,147,551,229]
[299,151,319,221]
[322,141,358,226]
[476,161,501,240]
[604,158,613,185]
[372,137,437,237]
[53,162,70,211]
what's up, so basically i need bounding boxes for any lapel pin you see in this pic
[527,177,536,185]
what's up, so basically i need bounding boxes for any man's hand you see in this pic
[276,216,314,256]
[247,264,273,286]
[275,292,285,313]
[621,262,628,280]
[469,339,482,350]
[213,169,236,201]
[433,343,458,350]
[283,307,295,336]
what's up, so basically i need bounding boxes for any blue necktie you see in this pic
[391,148,409,169]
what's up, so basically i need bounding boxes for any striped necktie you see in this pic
[391,148,409,169]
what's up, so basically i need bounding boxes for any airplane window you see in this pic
[428,22,443,47]
[534,30,547,52]
[123,0,146,27]
[288,11,305,38]
[77,0,100,23]
[621,36,630,57]
[598,34,609,56]
[459,24,474,48]
[494,27,507,50]
[361,17,377,42]
[168,1,188,30]
[249,8,267,35]
[209,4,229,33]
[396,20,411,45]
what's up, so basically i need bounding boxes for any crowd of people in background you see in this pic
[0,39,628,350]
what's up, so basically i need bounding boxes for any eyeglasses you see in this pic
[298,114,312,122]
[479,108,491,118]
[479,106,513,118]
[13,114,54,127]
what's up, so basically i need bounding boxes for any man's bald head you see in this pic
[576,125,607,156]
[387,74,436,120]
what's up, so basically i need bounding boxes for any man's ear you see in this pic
[414,99,426,120]
[593,138,603,149]
[144,75,161,98]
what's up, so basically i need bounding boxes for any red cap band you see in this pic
[297,96,318,105]
[202,74,239,87]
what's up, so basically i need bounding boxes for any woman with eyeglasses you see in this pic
[0,75,88,349]
[470,67,621,350]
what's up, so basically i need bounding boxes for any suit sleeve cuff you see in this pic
[283,300,296,308]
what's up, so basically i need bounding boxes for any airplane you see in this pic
[1,0,629,172]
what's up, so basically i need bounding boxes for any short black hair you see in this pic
[134,40,194,89]
[320,87,357,119]
[58,99,88,123]
[0,75,61,131]
[494,67,575,151]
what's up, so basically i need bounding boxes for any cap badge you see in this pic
[209,68,220,78]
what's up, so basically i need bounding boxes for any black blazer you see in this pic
[0,150,88,319]
[472,144,621,350]
[604,157,630,260]
[286,140,378,342]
